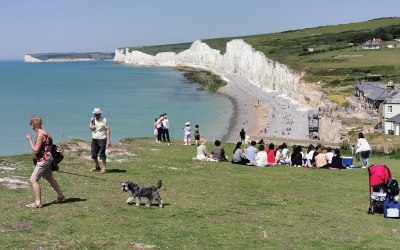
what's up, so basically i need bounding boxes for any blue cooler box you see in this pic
[342,157,353,166]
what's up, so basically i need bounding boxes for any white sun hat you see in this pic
[185,122,190,126]
[92,107,102,114]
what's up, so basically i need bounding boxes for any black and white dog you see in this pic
[121,180,164,208]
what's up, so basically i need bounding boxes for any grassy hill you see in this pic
[1,138,400,249]
[28,52,115,61]
[122,17,400,97]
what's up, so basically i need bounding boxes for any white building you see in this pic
[382,81,400,135]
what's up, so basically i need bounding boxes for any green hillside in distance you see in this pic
[28,52,115,61]
[122,17,400,96]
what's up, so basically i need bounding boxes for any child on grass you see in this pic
[183,122,191,145]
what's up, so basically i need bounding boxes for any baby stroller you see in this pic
[367,165,393,214]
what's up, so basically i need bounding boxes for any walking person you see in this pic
[89,107,111,173]
[183,122,191,145]
[162,113,171,145]
[26,116,65,208]
[239,128,246,144]
[355,132,371,167]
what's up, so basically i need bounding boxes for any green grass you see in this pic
[29,52,115,61]
[1,138,400,249]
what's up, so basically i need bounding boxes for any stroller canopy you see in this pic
[369,165,393,187]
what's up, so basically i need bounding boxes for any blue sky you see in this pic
[1,0,399,60]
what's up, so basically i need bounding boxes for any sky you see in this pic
[1,0,400,60]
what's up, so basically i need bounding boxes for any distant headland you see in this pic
[24,52,114,62]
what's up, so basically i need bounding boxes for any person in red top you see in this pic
[266,143,276,165]
[26,116,65,208]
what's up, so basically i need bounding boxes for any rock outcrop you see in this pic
[115,39,322,108]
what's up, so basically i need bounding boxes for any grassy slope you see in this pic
[1,138,400,249]
[29,52,115,61]
[124,17,400,96]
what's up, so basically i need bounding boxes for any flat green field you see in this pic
[1,138,400,249]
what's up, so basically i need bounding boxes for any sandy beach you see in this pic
[217,71,310,144]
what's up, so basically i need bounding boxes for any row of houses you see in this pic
[355,81,400,135]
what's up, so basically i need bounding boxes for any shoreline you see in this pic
[174,65,311,144]
[214,70,311,144]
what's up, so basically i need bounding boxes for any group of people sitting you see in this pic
[292,144,347,169]
[195,139,348,169]
[194,139,228,162]
[231,141,293,167]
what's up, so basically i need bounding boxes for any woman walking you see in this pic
[26,116,65,208]
[356,132,371,167]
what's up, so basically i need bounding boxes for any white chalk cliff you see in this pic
[114,39,322,108]
[24,55,43,62]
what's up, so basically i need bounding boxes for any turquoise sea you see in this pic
[0,61,233,156]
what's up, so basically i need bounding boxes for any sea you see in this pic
[0,60,233,156]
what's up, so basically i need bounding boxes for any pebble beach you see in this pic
[218,71,310,144]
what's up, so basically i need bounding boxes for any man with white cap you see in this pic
[89,107,111,173]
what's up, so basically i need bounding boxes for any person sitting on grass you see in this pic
[275,145,286,165]
[195,139,210,161]
[291,145,303,167]
[305,144,315,167]
[281,143,291,164]
[231,142,250,165]
[315,145,329,169]
[245,141,258,164]
[250,144,268,167]
[211,140,227,162]
[266,143,276,165]
[326,147,334,165]
[330,148,346,169]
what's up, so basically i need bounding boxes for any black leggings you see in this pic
[162,128,170,143]
[157,127,163,142]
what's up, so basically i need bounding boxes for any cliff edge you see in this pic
[114,39,322,109]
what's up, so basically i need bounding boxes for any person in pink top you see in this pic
[154,118,159,142]
[26,116,65,208]
[183,122,191,145]
[155,114,164,143]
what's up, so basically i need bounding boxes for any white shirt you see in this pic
[255,151,268,167]
[162,119,169,129]
[356,138,371,153]
[282,148,290,161]
[196,144,207,160]
[91,117,109,139]
[306,150,315,160]
[326,152,334,164]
